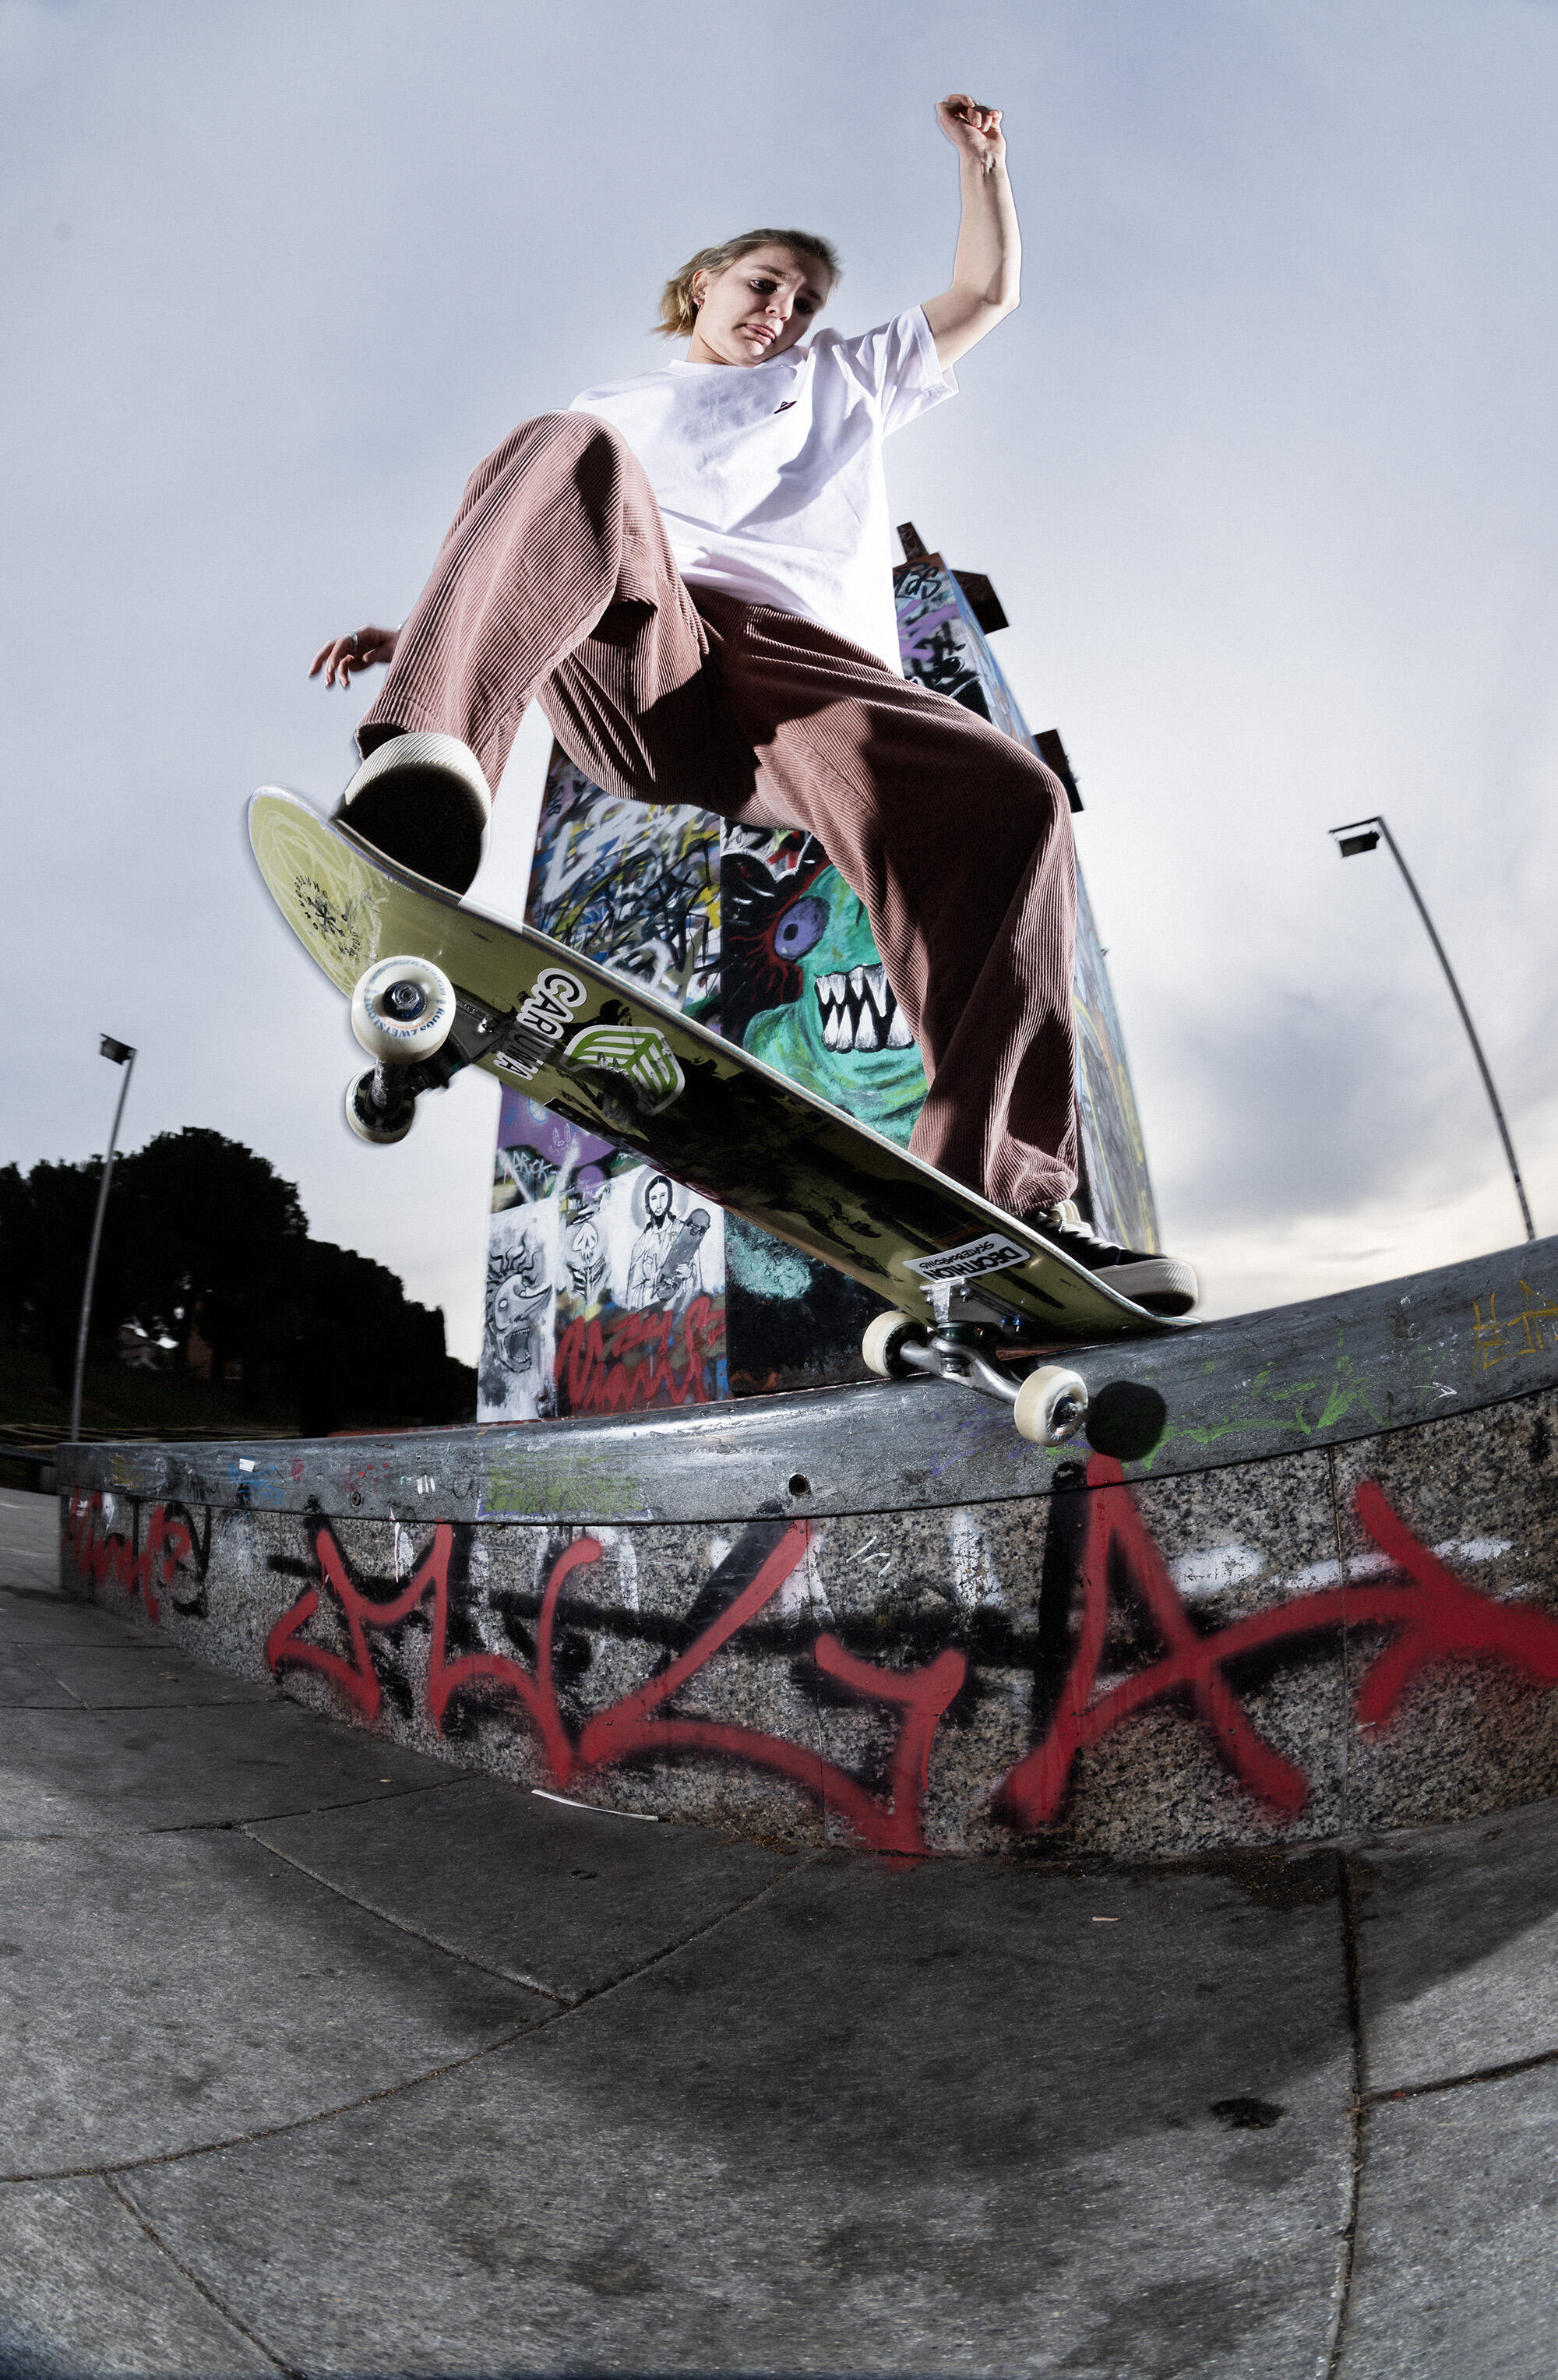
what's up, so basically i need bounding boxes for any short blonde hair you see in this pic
[655,228,841,340]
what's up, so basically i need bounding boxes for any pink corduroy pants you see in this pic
[359,410,1079,1215]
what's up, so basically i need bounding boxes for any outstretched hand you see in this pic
[936,93,1006,170]
[308,624,399,690]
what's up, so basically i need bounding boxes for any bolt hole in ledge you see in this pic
[789,1474,812,1497]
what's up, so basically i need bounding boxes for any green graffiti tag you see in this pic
[481,1453,648,1521]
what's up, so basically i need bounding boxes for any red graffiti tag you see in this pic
[266,1523,966,1855]
[999,1454,1558,1830]
[93,1451,1558,1849]
[556,1294,724,1413]
[64,1492,194,1624]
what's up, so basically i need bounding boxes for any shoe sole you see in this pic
[339,767,485,897]
[1105,1256,1200,1318]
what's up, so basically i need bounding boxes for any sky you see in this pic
[5,0,1557,1363]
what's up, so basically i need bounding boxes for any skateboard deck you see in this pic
[249,788,1172,1350]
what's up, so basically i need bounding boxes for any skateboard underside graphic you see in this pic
[249,789,1176,1442]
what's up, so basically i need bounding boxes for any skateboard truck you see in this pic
[343,957,506,1145]
[862,1275,1089,1447]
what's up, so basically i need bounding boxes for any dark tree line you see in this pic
[0,1127,475,1434]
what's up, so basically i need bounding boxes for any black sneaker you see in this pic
[1030,1200,1199,1317]
[336,732,492,897]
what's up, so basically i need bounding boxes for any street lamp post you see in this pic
[1329,814,1535,1245]
[67,1036,137,1446]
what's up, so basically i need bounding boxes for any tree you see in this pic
[287,1239,474,1437]
[0,1129,475,1429]
[111,1127,308,1388]
[0,1155,109,1392]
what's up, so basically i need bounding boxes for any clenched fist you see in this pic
[936,93,1006,171]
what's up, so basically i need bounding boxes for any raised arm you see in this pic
[922,94,1020,369]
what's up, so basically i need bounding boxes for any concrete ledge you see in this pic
[53,1236,1558,1860]
[56,1233,1558,1525]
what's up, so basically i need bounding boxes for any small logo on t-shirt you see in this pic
[774,400,796,413]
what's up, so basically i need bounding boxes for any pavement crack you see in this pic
[1323,1848,1367,2380]
[245,1820,829,2015]
[1,1845,830,2189]
[1363,2041,1558,2104]
[2,2020,548,2186]
[241,1827,575,2004]
[102,2171,301,2376]
[542,1841,833,2012]
[139,1775,473,1835]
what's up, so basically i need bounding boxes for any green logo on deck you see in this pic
[563,1023,685,1114]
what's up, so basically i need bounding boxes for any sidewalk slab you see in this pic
[0,1700,465,1839]
[122,1851,1355,2379]
[253,1774,810,2004]
[18,1641,277,1709]
[0,1827,552,2174]
[0,1489,62,1596]
[0,2176,275,2376]
[1352,1797,1558,2091]
[2,1586,153,1648]
[0,1645,81,1708]
[1339,2066,1558,2380]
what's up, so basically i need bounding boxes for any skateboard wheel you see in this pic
[862,1309,925,1380]
[1013,1363,1088,1447]
[344,1068,416,1146]
[350,956,456,1063]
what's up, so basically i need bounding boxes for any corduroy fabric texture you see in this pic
[359,411,1079,1214]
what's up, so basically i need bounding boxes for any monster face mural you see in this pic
[721,830,929,1149]
[478,1212,557,1420]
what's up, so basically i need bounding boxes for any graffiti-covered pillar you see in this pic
[479,532,1160,1412]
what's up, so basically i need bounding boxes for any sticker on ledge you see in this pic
[904,1232,1031,1285]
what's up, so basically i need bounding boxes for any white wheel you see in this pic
[350,955,456,1062]
[1013,1363,1088,1446]
[862,1309,925,1380]
[344,1068,415,1146]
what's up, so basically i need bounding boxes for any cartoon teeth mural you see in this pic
[817,963,916,1053]
[721,830,928,1149]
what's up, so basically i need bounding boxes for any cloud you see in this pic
[5,0,1556,1359]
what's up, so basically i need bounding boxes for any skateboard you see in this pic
[249,789,1179,1444]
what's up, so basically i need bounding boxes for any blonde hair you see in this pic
[655,228,841,340]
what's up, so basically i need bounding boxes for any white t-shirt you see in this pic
[568,306,956,674]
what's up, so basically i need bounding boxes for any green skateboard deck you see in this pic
[249,788,1171,1352]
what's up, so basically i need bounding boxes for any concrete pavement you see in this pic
[5,1486,1558,2377]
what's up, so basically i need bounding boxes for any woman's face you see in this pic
[687,245,830,368]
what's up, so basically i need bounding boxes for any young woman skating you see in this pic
[309,95,1195,1313]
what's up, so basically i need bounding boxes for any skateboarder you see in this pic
[308,96,1196,1315]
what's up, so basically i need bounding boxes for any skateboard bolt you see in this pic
[386,981,427,1017]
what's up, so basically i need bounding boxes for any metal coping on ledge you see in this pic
[60,1235,1558,1525]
